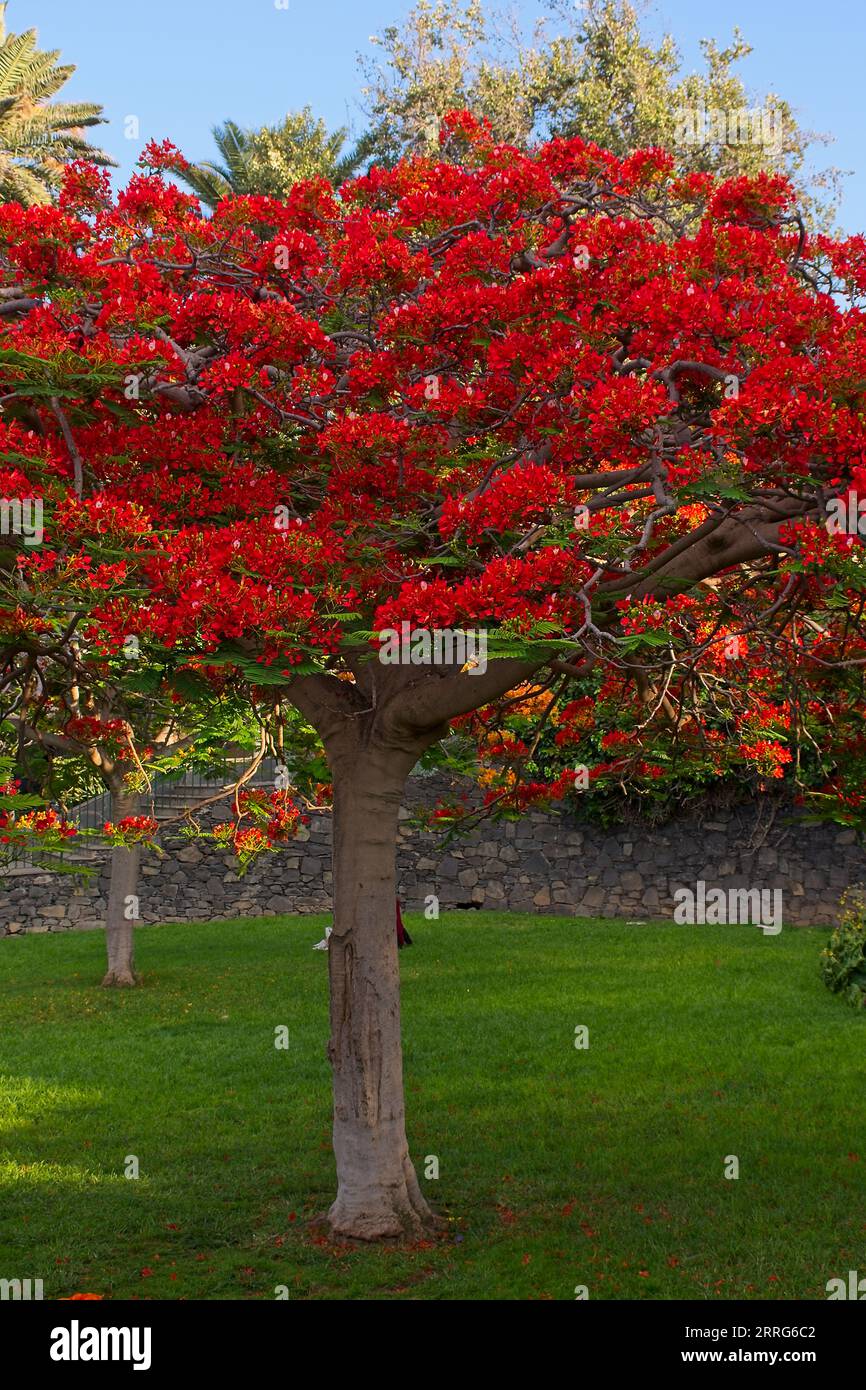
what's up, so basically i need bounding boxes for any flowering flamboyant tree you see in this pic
[0,754,79,867]
[2,654,271,984]
[1,113,865,1238]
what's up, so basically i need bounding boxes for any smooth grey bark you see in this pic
[326,744,433,1238]
[102,786,141,987]
[288,660,543,1239]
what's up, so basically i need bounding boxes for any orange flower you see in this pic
[504,683,555,717]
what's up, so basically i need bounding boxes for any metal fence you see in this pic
[1,756,281,875]
[74,757,280,828]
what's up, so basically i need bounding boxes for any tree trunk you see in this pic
[102,787,142,988]
[325,745,434,1240]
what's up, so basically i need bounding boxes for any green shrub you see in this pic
[821,891,866,1008]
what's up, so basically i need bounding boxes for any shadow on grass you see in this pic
[1,913,864,1299]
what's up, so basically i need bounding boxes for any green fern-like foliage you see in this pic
[176,108,373,207]
[0,2,113,206]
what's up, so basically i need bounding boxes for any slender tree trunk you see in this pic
[325,745,434,1239]
[102,787,141,988]
[290,659,538,1239]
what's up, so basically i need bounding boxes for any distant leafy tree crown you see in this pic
[175,112,375,208]
[361,0,843,231]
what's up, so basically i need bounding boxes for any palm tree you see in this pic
[0,2,113,206]
[172,120,255,207]
[176,108,375,208]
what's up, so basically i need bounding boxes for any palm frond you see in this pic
[173,121,258,207]
[27,99,107,128]
[333,128,377,184]
[0,16,111,204]
[173,161,235,208]
[8,53,74,103]
[213,121,253,180]
[0,29,38,100]
[0,156,52,205]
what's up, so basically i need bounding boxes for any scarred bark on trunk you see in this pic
[326,744,434,1239]
[102,787,141,988]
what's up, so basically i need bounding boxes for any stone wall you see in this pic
[1,777,861,935]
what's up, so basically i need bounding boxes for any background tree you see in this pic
[175,110,375,208]
[0,752,79,868]
[6,666,266,985]
[361,0,843,228]
[0,597,301,986]
[0,1,112,206]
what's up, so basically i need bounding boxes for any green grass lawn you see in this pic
[1,912,864,1301]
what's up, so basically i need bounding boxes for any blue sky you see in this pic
[20,0,866,232]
